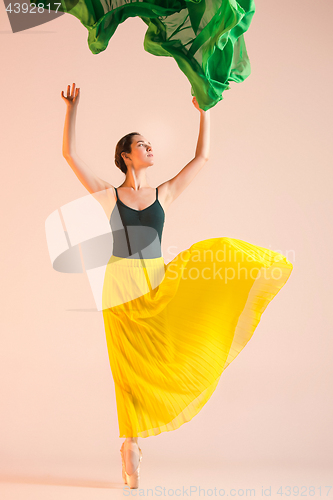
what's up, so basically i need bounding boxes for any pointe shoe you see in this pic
[120,442,127,484]
[124,442,143,489]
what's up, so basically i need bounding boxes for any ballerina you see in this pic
[61,82,292,489]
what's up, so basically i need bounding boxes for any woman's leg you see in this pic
[124,437,140,475]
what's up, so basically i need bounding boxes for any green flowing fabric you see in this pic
[47,0,256,109]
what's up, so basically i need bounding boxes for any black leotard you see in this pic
[110,187,165,259]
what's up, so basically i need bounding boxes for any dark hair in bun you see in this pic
[115,132,140,174]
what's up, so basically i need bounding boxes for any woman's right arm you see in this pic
[61,83,112,194]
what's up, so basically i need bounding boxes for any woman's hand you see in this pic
[61,83,80,108]
[192,96,204,113]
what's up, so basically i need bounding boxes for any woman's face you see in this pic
[122,135,154,168]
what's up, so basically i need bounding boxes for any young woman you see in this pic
[61,83,293,489]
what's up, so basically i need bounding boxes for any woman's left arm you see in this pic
[194,99,210,161]
[160,97,211,205]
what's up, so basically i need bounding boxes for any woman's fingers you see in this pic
[74,87,80,103]
[192,96,203,112]
[62,84,79,103]
[61,83,80,100]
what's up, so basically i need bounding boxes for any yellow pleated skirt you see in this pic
[101,237,293,438]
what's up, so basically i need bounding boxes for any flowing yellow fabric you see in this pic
[102,237,293,438]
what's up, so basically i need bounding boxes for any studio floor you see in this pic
[0,460,330,500]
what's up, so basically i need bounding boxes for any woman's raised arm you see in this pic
[159,96,210,207]
[61,83,112,194]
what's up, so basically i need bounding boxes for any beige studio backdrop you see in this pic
[0,0,332,496]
